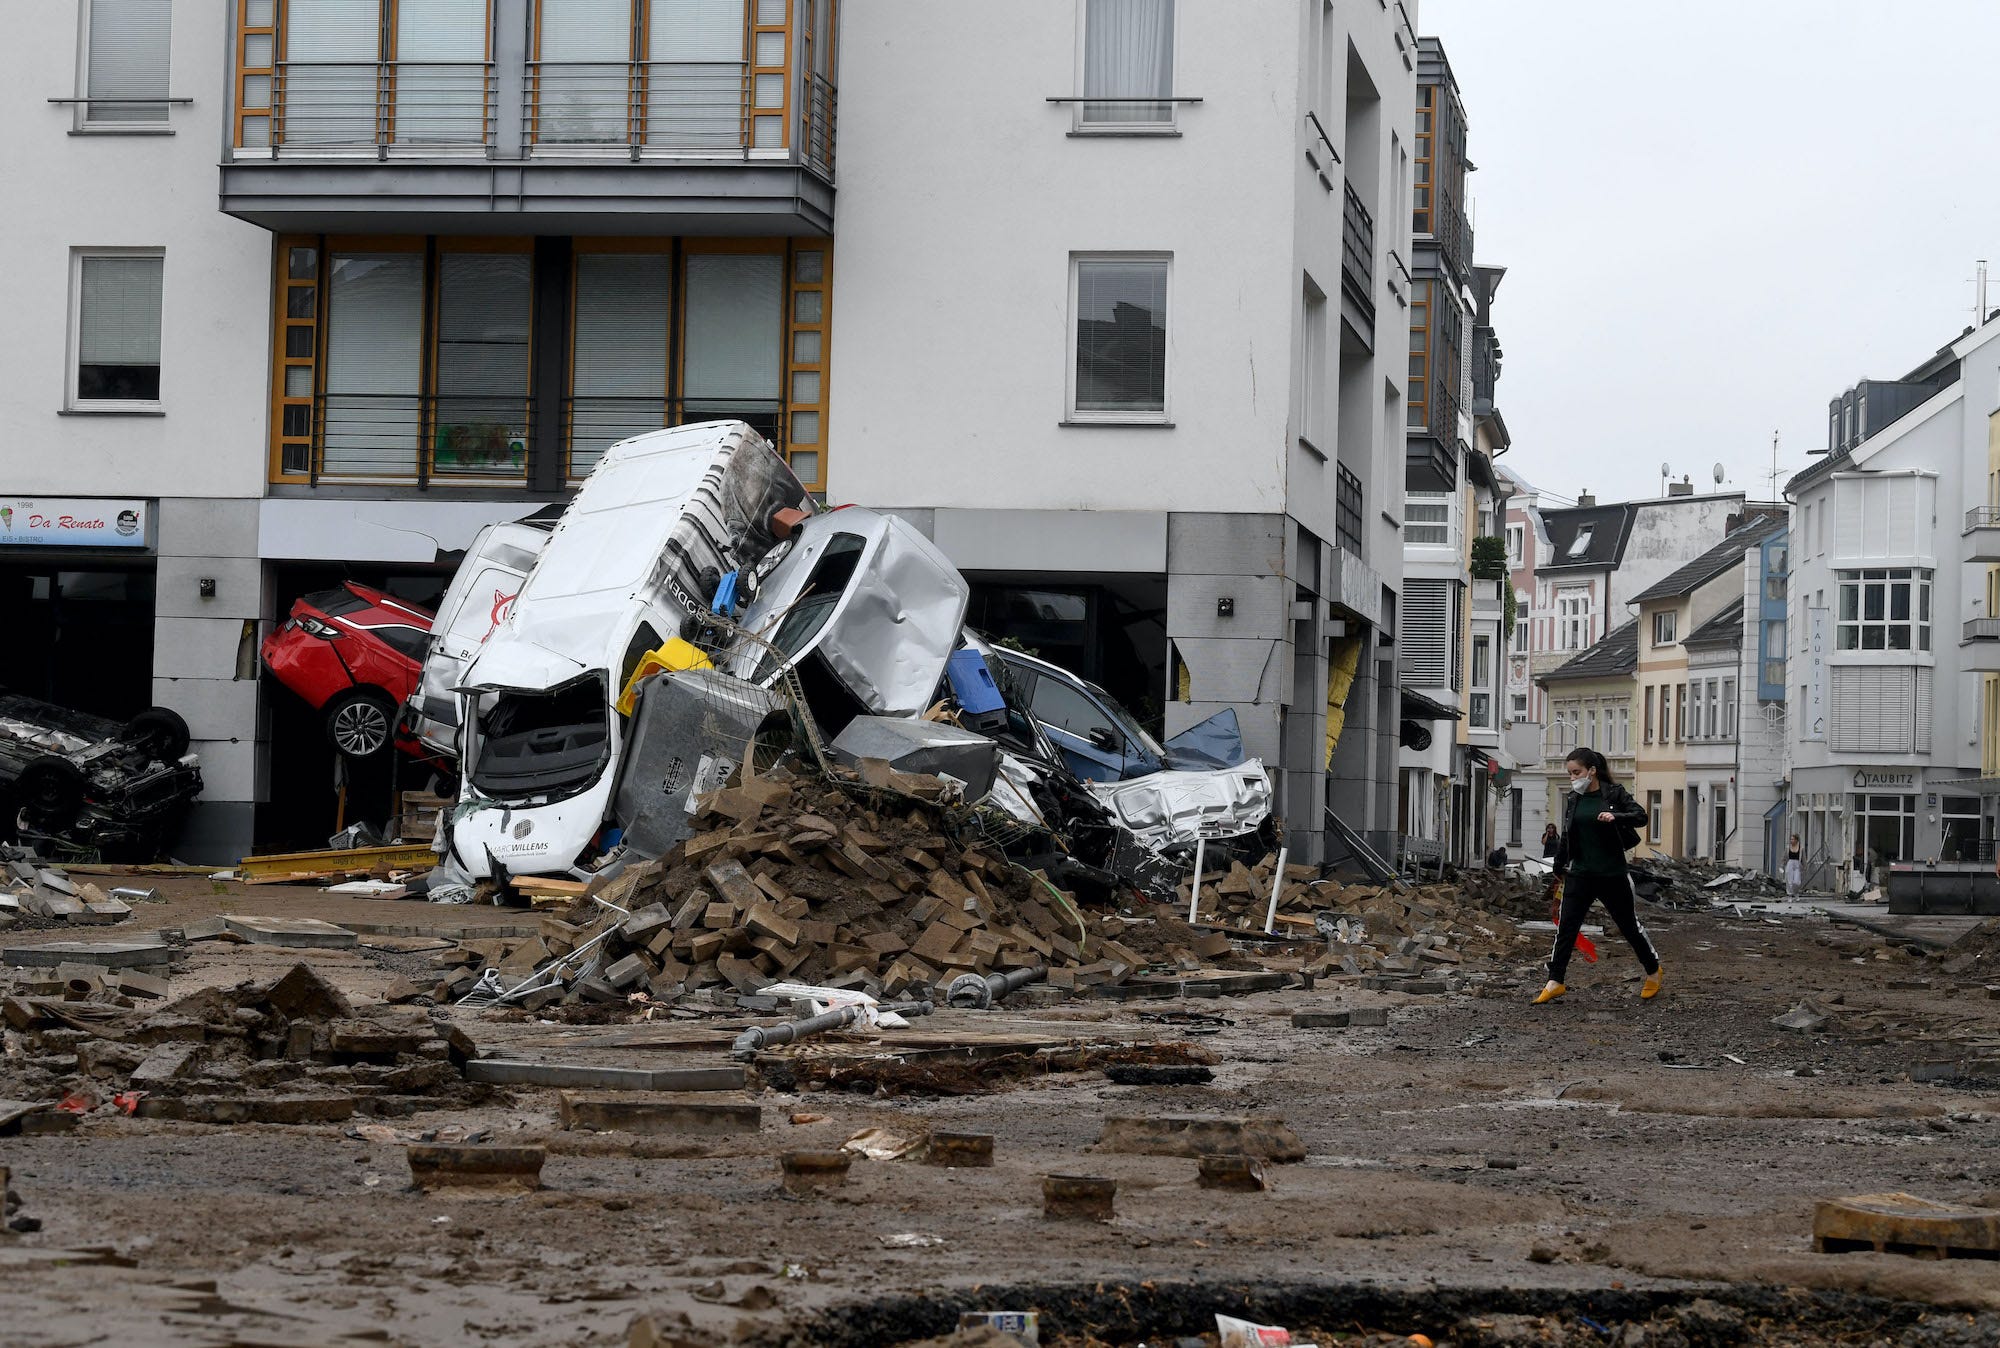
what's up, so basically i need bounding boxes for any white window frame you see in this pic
[1652,609,1678,646]
[1072,0,1180,134]
[1835,568,1933,653]
[1505,522,1524,567]
[1404,490,1453,547]
[66,246,165,413]
[73,0,176,135]
[1066,252,1172,425]
[1557,588,1590,651]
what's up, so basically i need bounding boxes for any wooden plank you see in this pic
[236,843,438,881]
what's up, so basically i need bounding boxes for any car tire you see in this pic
[18,756,86,829]
[325,690,396,759]
[124,707,192,762]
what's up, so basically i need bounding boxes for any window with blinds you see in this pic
[1081,0,1175,126]
[684,252,784,439]
[85,0,171,125]
[1828,665,1931,754]
[434,253,531,478]
[1831,472,1937,566]
[571,253,673,475]
[1070,255,1169,418]
[1398,578,1452,689]
[71,251,164,405]
[322,253,423,477]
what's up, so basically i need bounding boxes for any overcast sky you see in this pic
[1420,0,2000,508]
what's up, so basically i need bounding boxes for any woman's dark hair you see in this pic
[1563,746,1617,786]
[1542,823,1559,839]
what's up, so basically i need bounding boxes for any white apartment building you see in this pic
[1786,320,2000,887]
[6,0,1422,866]
[835,0,1422,864]
[6,0,273,857]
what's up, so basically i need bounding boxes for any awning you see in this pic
[1401,688,1463,722]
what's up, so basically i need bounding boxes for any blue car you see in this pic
[988,648,1246,784]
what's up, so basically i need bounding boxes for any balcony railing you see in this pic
[1966,617,2000,643]
[1341,180,1375,318]
[564,396,784,481]
[1434,184,1473,282]
[272,62,496,152]
[801,72,837,180]
[307,393,533,486]
[1967,505,2000,531]
[523,61,755,154]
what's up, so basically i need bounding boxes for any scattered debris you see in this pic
[779,1149,853,1195]
[1042,1174,1116,1221]
[1813,1191,2000,1259]
[1098,1113,1306,1162]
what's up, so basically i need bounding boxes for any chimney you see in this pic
[1667,474,1694,497]
[1576,488,1596,507]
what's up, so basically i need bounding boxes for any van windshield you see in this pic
[469,675,610,800]
[751,533,866,682]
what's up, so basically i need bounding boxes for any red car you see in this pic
[262,583,435,759]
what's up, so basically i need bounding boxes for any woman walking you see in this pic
[1540,823,1560,862]
[1785,834,1803,897]
[1536,747,1662,1004]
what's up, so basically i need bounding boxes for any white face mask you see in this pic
[1569,776,1591,794]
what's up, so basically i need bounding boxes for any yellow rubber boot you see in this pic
[1641,965,1664,1000]
[1532,981,1566,1005]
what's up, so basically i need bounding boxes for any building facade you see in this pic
[7,0,1426,867]
[1787,322,2000,888]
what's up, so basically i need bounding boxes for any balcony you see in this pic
[1964,505,2000,563]
[1965,617,2000,673]
[1433,185,1474,285]
[1406,380,1460,492]
[290,393,782,490]
[1340,181,1376,336]
[221,9,836,237]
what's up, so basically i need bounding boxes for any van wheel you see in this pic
[124,707,191,762]
[18,757,86,829]
[326,690,395,759]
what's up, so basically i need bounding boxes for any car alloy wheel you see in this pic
[330,696,392,757]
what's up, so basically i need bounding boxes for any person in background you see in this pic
[1537,746,1661,1005]
[1785,834,1803,897]
[1541,823,1560,861]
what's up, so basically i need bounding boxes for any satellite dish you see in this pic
[1659,461,1671,477]
[1713,462,1725,484]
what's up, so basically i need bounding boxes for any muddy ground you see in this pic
[2,882,1998,1347]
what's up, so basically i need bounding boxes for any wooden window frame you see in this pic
[785,239,830,492]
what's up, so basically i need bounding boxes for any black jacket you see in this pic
[1552,780,1647,876]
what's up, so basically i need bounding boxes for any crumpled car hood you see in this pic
[1085,759,1273,848]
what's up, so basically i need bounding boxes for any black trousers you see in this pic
[1549,871,1659,983]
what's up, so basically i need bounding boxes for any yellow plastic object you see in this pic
[1323,634,1364,767]
[615,637,713,715]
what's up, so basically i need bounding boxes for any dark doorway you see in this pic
[0,562,157,719]
[963,575,1167,736]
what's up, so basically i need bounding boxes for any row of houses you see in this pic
[1489,311,2000,889]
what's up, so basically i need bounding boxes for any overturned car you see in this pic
[0,692,201,861]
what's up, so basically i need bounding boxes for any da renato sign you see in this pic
[0,498,149,549]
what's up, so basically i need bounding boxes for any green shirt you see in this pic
[1569,791,1626,876]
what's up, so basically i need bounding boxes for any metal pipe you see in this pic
[1262,846,1290,934]
[730,999,934,1061]
[945,965,1047,1010]
[1188,835,1206,924]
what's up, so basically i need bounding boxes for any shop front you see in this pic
[1790,765,1990,889]
[0,497,157,720]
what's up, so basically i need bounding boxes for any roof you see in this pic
[1536,504,1634,571]
[1401,687,1463,723]
[1630,514,1787,604]
[1539,620,1640,685]
[1683,598,1746,649]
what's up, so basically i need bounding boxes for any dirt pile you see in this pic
[0,962,481,1126]
[474,764,1183,1009]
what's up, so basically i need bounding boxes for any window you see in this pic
[1763,616,1788,692]
[1335,463,1364,557]
[1675,684,1687,742]
[1405,491,1451,546]
[1566,525,1593,559]
[68,249,164,408]
[1703,679,1718,738]
[82,0,172,128]
[1643,686,1655,743]
[1505,523,1525,567]
[1557,589,1590,650]
[1815,501,1826,555]
[1617,706,1630,753]
[1070,255,1169,420]
[1470,632,1492,730]
[1652,610,1678,646]
[1836,569,1933,652]
[1300,277,1327,449]
[1080,0,1175,127]
[1647,791,1662,843]
[1510,692,1528,720]
[1509,789,1523,846]
[1721,679,1737,739]
[1510,606,1530,655]
[1584,708,1597,747]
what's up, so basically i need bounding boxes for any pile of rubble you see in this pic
[0,962,478,1127]
[0,850,136,927]
[1630,853,1787,908]
[454,763,1205,1011]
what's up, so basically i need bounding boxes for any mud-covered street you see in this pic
[2,883,1997,1347]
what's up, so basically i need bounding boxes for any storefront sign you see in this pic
[1852,770,1915,790]
[1804,607,1827,741]
[0,498,148,549]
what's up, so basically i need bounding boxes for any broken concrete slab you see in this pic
[780,1149,853,1195]
[1292,1010,1351,1029]
[406,1144,545,1192]
[1773,1002,1830,1033]
[1043,1175,1116,1221]
[221,916,359,949]
[0,940,171,971]
[926,1132,995,1167]
[559,1092,761,1136]
[1098,1114,1306,1163]
[1813,1191,2000,1259]
[1197,1154,1268,1192]
[136,1094,357,1125]
[463,1060,746,1093]
[261,964,353,1020]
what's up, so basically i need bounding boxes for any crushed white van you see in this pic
[448,422,812,879]
[405,519,552,761]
